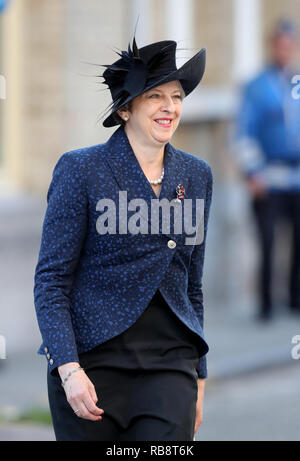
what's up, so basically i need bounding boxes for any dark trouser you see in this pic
[251,191,300,314]
[47,366,198,441]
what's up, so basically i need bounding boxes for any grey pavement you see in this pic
[0,191,299,441]
[0,423,55,441]
[198,361,300,441]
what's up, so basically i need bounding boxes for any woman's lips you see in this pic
[154,119,173,128]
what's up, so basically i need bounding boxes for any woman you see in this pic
[34,37,213,441]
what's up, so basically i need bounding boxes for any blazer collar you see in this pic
[104,126,190,238]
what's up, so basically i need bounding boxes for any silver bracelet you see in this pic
[61,366,84,387]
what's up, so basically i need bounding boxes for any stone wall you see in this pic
[22,0,66,192]
[1,0,125,194]
[194,0,234,86]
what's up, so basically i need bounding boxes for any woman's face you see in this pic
[120,80,183,147]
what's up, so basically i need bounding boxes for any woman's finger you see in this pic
[82,394,104,417]
[88,381,99,405]
[72,398,102,421]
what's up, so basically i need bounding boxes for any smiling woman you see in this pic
[117,81,184,193]
[114,82,185,128]
[34,35,213,442]
[119,81,183,140]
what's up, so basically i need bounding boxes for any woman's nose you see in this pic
[161,96,175,112]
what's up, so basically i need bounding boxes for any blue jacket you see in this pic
[236,63,300,191]
[33,126,213,378]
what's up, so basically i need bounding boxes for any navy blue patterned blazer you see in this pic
[33,126,213,378]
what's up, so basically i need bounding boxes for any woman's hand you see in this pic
[194,378,205,436]
[58,362,104,421]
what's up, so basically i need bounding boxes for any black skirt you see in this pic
[78,288,202,378]
[47,289,202,441]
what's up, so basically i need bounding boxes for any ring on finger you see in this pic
[74,409,80,414]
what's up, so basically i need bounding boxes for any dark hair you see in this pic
[272,18,298,39]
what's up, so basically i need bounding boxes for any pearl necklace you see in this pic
[148,168,164,185]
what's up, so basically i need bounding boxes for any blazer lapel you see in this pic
[104,126,191,241]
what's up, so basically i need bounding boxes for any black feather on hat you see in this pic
[99,36,206,128]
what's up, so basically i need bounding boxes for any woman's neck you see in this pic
[124,126,165,175]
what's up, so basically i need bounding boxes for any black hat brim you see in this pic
[102,48,206,128]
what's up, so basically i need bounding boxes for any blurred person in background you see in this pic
[33,36,213,441]
[235,19,300,321]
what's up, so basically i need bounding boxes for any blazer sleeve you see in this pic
[187,162,213,379]
[33,151,88,375]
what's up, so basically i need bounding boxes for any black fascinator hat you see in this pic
[100,37,206,127]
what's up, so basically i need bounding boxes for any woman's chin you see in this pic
[151,128,173,144]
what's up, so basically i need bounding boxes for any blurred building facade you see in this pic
[1,0,300,193]
[0,0,300,307]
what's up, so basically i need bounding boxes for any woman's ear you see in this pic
[118,109,129,122]
[117,109,127,121]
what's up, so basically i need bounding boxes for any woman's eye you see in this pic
[148,93,182,100]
